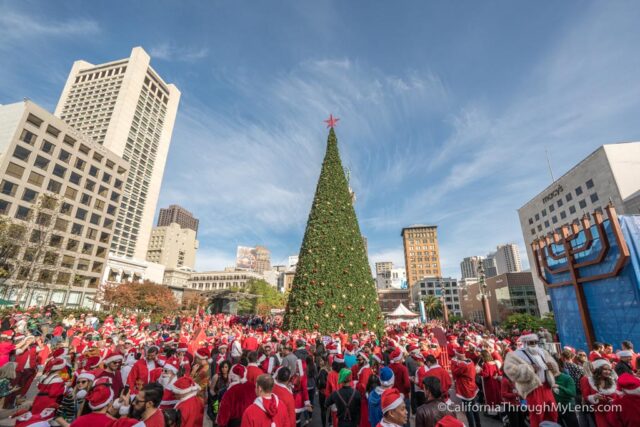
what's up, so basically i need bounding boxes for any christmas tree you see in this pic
[284,122,383,334]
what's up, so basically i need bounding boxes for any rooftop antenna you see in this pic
[545,148,555,183]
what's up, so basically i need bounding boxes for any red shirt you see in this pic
[273,383,296,427]
[241,396,290,427]
[176,395,204,427]
[247,364,265,384]
[70,412,114,427]
[389,362,410,397]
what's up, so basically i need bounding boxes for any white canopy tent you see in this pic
[386,302,420,325]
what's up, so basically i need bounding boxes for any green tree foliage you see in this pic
[101,280,177,316]
[235,279,285,315]
[502,312,557,335]
[422,295,443,319]
[284,128,383,334]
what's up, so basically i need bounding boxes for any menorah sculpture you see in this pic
[531,203,630,349]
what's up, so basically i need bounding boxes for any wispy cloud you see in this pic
[149,43,209,62]
[0,11,100,43]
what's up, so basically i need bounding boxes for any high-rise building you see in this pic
[375,266,407,290]
[157,204,199,234]
[460,256,483,279]
[0,101,128,308]
[411,277,462,317]
[482,254,498,278]
[401,225,441,288]
[494,244,522,274]
[518,142,640,314]
[375,261,393,275]
[255,245,271,274]
[55,47,181,260]
[146,222,198,269]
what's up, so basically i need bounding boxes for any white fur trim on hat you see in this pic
[88,387,114,410]
[102,354,124,365]
[382,396,404,413]
[617,350,633,358]
[77,371,96,382]
[518,334,539,343]
[591,359,611,371]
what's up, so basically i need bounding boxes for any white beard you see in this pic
[159,374,173,387]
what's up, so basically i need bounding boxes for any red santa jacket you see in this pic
[69,412,114,427]
[389,362,411,397]
[133,408,165,427]
[175,394,204,427]
[16,344,38,371]
[451,359,478,400]
[240,396,290,427]
[273,382,296,427]
[417,364,451,399]
[291,359,310,412]
[608,393,640,427]
[247,364,265,384]
[31,374,65,414]
[217,382,257,427]
[242,336,259,351]
[126,359,159,393]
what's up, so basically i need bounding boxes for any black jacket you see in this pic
[326,386,361,427]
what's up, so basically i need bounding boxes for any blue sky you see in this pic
[2,1,640,278]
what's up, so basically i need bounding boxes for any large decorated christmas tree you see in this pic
[284,119,384,334]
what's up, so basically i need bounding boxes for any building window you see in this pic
[47,180,62,194]
[590,193,599,203]
[552,216,558,224]
[579,199,587,209]
[575,186,583,196]
[69,172,82,185]
[12,145,31,162]
[75,208,87,220]
[75,158,86,171]
[22,189,38,203]
[52,164,67,178]
[537,224,542,231]
[586,179,594,189]
[528,218,533,225]
[5,162,25,179]
[89,165,99,177]
[560,211,567,219]
[544,220,550,228]
[41,140,54,154]
[15,206,31,220]
[20,129,37,145]
[557,199,563,207]
[58,149,72,163]
[535,213,540,221]
[566,193,573,202]
[1,181,17,197]
[549,204,555,212]
[569,205,576,214]
[34,155,50,171]
[542,209,547,217]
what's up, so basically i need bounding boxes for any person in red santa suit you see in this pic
[242,332,259,352]
[247,351,265,384]
[589,342,605,362]
[416,355,451,403]
[272,367,296,427]
[376,388,408,427]
[607,373,640,426]
[172,376,204,427]
[126,346,160,394]
[387,348,410,425]
[580,358,620,427]
[158,357,180,409]
[326,354,344,427]
[215,342,229,373]
[96,350,125,396]
[450,348,480,427]
[354,351,372,427]
[30,357,66,414]
[217,364,257,427]
[176,342,192,377]
[69,385,115,427]
[446,335,460,360]
[290,355,311,425]
[13,334,39,403]
[503,334,558,427]
[241,374,290,427]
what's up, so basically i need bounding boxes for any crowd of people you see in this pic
[0,309,639,427]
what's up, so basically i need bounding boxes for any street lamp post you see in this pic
[440,278,449,327]
[478,264,493,332]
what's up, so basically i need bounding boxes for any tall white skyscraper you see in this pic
[494,243,522,275]
[55,47,180,259]
[460,256,483,279]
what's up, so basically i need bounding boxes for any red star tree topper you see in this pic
[324,114,339,128]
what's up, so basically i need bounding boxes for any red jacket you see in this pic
[389,362,411,397]
[247,364,265,384]
[608,394,640,427]
[217,382,257,427]
[500,376,519,405]
[417,365,451,399]
[273,383,296,427]
[240,396,291,427]
[126,359,158,393]
[69,412,114,427]
[176,395,205,427]
[242,336,259,351]
[451,359,478,400]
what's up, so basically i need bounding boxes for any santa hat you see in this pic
[357,350,368,360]
[433,415,464,427]
[177,342,188,352]
[76,370,96,383]
[381,388,404,413]
[617,350,633,358]
[407,344,420,354]
[195,348,210,360]
[591,359,611,371]
[389,348,403,363]
[411,352,424,361]
[164,357,180,374]
[172,376,200,395]
[14,408,57,427]
[1,330,14,339]
[230,364,247,383]
[326,342,338,353]
[44,358,65,374]
[84,356,102,370]
[372,351,384,365]
[379,367,395,387]
[93,377,113,388]
[102,350,124,365]
[87,385,114,410]
[563,346,576,354]
[334,353,345,364]
[617,373,640,395]
[518,334,539,343]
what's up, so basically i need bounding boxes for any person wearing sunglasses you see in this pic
[54,370,95,426]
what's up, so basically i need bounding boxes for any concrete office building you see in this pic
[255,246,271,274]
[189,270,265,292]
[375,261,393,276]
[494,244,522,274]
[146,222,199,269]
[482,254,498,278]
[55,47,180,260]
[401,225,442,289]
[0,101,128,308]
[162,267,193,289]
[518,142,640,314]
[157,204,199,234]
[460,256,483,279]
[459,272,539,324]
[411,277,462,317]
[375,266,407,290]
